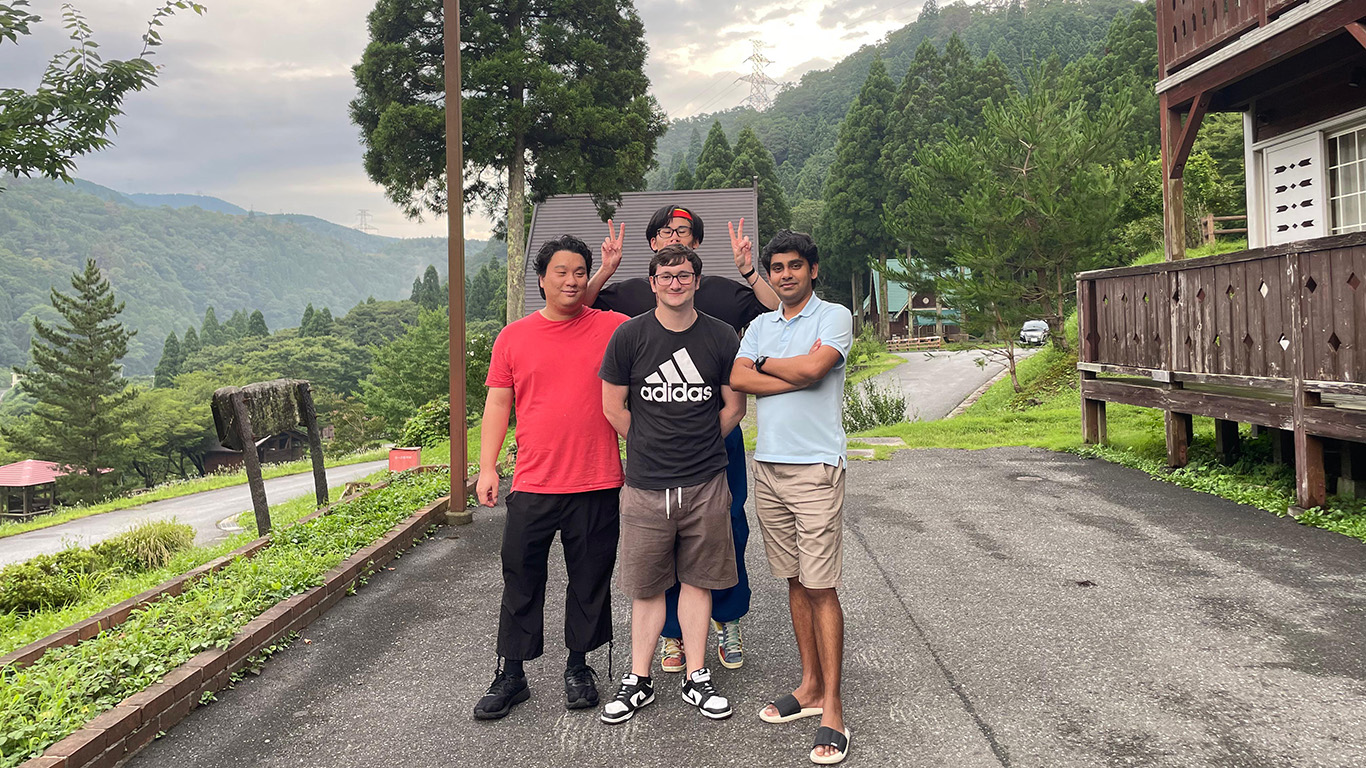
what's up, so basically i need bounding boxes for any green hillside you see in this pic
[647,0,1140,194]
[0,177,496,375]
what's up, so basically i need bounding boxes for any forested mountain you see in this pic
[0,177,499,375]
[646,0,1141,195]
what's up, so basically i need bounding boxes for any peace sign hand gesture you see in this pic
[601,219,625,277]
[729,218,754,275]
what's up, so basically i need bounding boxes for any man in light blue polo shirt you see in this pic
[730,229,854,765]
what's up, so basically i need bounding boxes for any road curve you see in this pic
[867,348,1038,422]
[0,460,390,567]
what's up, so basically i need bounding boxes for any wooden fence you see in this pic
[1076,231,1366,508]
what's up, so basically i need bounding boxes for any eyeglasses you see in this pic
[652,272,696,285]
[657,226,692,238]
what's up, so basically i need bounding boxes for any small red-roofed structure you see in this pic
[0,459,62,517]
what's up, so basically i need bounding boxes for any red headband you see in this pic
[669,209,693,221]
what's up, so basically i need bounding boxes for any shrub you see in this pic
[399,396,452,448]
[843,378,908,433]
[847,326,886,371]
[0,559,84,614]
[93,520,196,571]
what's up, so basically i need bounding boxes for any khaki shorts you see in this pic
[753,461,846,590]
[617,471,737,599]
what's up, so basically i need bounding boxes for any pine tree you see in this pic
[685,126,704,171]
[694,122,736,189]
[419,265,443,310]
[4,260,137,501]
[200,306,223,346]
[247,310,269,337]
[672,164,696,191]
[316,307,335,336]
[301,304,317,336]
[409,277,423,305]
[730,125,792,243]
[821,57,897,332]
[153,332,183,388]
[182,326,201,358]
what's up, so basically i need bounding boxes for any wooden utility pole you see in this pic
[445,0,471,524]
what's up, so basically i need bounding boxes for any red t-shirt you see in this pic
[486,307,629,493]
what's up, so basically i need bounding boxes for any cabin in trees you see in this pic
[1077,0,1366,509]
[860,285,964,340]
[520,186,760,315]
[202,431,309,475]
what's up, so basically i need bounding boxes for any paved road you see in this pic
[133,448,1366,768]
[868,348,1038,422]
[0,460,389,566]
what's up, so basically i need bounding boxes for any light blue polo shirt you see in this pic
[737,293,853,466]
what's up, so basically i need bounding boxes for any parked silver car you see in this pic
[1019,320,1049,346]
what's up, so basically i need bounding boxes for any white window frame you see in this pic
[1247,104,1366,247]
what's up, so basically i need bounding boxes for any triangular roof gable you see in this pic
[521,187,761,316]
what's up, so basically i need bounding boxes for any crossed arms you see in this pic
[729,339,844,396]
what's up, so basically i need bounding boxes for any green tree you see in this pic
[892,66,1134,385]
[821,57,896,329]
[316,307,335,336]
[350,0,667,322]
[416,264,443,311]
[361,309,451,434]
[729,125,791,242]
[247,309,269,337]
[200,306,222,346]
[3,260,137,501]
[336,299,420,348]
[300,303,316,334]
[672,164,695,191]
[127,385,214,485]
[684,125,703,170]
[0,1,205,183]
[153,331,182,388]
[181,325,200,357]
[694,122,735,189]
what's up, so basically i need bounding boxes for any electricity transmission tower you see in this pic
[354,209,377,233]
[738,40,778,111]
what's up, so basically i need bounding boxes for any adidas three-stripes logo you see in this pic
[640,348,714,403]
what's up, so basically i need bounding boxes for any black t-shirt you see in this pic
[600,311,740,490]
[594,276,766,332]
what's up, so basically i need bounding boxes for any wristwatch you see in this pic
[755,355,768,373]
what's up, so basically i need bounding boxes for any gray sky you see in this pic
[2,0,922,239]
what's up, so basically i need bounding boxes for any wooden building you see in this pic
[0,460,111,518]
[1078,0,1366,509]
[202,431,309,475]
[520,186,759,316]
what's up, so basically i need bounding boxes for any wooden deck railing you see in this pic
[1159,0,1313,75]
[1076,231,1366,508]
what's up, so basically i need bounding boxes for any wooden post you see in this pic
[295,381,328,507]
[1272,428,1295,465]
[229,392,272,535]
[878,254,890,340]
[445,0,473,526]
[21,486,30,517]
[1214,419,1240,464]
[1165,410,1192,467]
[1288,251,1326,509]
[1161,94,1186,262]
[1079,279,1107,445]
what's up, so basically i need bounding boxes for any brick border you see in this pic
[0,480,390,671]
[19,487,455,768]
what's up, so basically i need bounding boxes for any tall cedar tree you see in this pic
[247,310,269,337]
[729,126,791,243]
[350,0,666,321]
[672,164,696,191]
[6,260,137,500]
[300,304,317,335]
[181,325,200,357]
[694,123,735,189]
[892,65,1133,387]
[153,331,182,387]
[821,57,897,331]
[200,306,222,346]
[0,2,205,183]
[684,126,703,170]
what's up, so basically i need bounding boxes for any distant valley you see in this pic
[0,177,503,375]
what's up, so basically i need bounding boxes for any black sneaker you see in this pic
[600,673,654,724]
[473,669,530,720]
[681,667,732,720]
[565,663,599,709]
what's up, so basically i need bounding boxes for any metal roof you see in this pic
[0,460,67,488]
[520,186,761,315]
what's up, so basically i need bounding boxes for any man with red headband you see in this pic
[584,204,777,677]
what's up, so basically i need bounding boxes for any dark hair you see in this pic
[645,204,704,247]
[533,235,593,299]
[649,243,703,278]
[760,229,819,272]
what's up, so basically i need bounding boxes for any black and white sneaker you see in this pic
[681,667,732,719]
[601,673,654,724]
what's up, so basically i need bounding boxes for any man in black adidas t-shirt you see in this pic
[586,205,774,677]
[598,244,746,724]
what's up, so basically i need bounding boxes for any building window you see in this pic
[1328,126,1366,234]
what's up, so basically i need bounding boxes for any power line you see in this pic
[738,40,779,111]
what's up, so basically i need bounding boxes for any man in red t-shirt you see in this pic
[472,235,628,721]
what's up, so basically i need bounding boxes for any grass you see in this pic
[847,352,905,386]
[0,468,395,657]
[0,469,452,766]
[0,447,389,541]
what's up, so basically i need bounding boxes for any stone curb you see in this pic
[18,484,455,768]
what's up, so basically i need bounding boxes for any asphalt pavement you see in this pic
[868,348,1038,422]
[0,460,389,566]
[130,448,1366,768]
